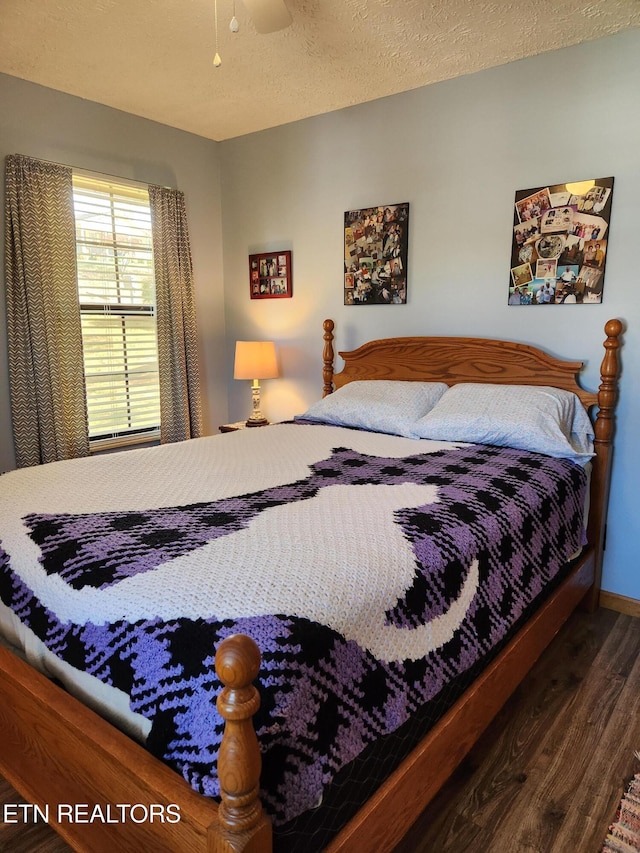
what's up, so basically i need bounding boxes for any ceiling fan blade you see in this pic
[241,0,292,33]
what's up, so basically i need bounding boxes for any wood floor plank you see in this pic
[514,612,640,850]
[394,607,614,847]
[486,612,633,850]
[465,607,617,826]
[394,609,640,853]
[0,775,71,852]
[552,617,640,850]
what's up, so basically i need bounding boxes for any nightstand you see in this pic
[219,421,249,433]
[219,421,271,433]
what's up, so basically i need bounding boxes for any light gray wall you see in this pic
[0,73,227,472]
[220,28,640,600]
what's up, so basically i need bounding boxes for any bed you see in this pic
[0,317,622,853]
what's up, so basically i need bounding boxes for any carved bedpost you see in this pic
[585,318,623,612]
[593,318,622,449]
[323,318,335,397]
[215,634,272,853]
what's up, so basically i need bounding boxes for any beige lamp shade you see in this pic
[234,341,279,380]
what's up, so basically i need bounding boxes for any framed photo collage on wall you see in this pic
[509,177,614,305]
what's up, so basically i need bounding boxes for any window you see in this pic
[72,175,160,449]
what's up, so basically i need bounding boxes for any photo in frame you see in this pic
[508,177,614,305]
[249,251,292,299]
[344,202,409,304]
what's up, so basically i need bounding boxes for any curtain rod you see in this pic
[74,167,175,192]
[14,153,174,191]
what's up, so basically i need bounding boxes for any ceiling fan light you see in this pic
[230,15,239,32]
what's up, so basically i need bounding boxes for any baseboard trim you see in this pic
[600,590,640,618]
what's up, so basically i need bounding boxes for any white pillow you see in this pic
[295,380,449,438]
[413,383,594,462]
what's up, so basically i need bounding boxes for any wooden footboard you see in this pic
[0,635,271,853]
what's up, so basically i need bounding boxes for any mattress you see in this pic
[0,422,588,824]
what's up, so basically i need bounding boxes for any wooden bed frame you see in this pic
[0,318,622,853]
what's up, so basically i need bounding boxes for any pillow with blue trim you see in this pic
[413,383,594,462]
[295,380,449,438]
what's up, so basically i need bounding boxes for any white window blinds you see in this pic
[72,175,160,447]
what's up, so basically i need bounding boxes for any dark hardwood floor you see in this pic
[1,607,639,853]
[394,606,640,853]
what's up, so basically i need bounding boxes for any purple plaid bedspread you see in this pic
[0,437,587,823]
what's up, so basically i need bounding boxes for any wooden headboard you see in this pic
[323,318,622,410]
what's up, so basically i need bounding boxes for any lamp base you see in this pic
[245,380,269,427]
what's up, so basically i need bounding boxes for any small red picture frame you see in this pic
[249,251,292,299]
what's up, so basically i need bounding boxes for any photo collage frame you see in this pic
[344,203,409,305]
[249,251,292,299]
[509,177,614,305]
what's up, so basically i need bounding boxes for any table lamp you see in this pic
[234,340,279,426]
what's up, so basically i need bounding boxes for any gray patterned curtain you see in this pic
[5,154,89,467]
[148,185,203,443]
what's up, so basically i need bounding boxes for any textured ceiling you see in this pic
[1,0,639,141]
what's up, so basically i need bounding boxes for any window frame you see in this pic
[72,172,161,451]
